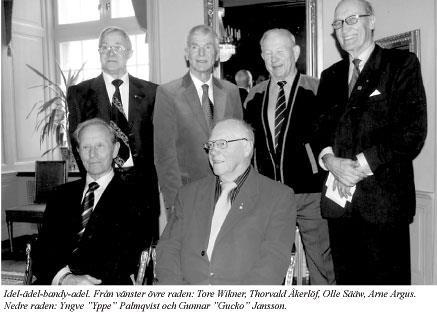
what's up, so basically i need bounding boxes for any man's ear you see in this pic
[112,141,120,159]
[293,45,301,62]
[243,140,254,157]
[369,15,376,30]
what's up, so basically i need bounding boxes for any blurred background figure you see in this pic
[234,69,253,104]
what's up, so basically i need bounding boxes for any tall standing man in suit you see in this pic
[234,69,252,104]
[67,27,160,240]
[316,0,427,284]
[244,28,335,285]
[33,119,148,285]
[156,119,296,284]
[153,25,243,217]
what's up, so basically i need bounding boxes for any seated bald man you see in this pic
[33,118,150,285]
[156,118,297,284]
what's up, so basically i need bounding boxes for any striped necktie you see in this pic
[201,84,214,128]
[111,79,130,167]
[78,182,99,238]
[348,58,361,97]
[274,81,287,149]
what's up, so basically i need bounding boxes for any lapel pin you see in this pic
[239,203,244,210]
[357,85,362,90]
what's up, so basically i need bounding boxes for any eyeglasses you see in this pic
[332,14,371,30]
[98,45,128,55]
[203,138,248,151]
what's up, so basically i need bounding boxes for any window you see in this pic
[55,0,149,82]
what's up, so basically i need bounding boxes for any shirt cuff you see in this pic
[356,152,373,175]
[318,147,334,171]
[51,265,71,285]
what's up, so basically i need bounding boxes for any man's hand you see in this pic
[332,179,352,198]
[323,154,367,186]
[61,273,102,285]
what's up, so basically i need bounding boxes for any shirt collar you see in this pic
[102,72,129,86]
[85,169,114,190]
[190,72,212,89]
[350,42,375,68]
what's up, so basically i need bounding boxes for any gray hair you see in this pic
[186,24,220,53]
[336,0,374,15]
[73,118,116,146]
[98,26,132,51]
[235,70,253,89]
[260,28,296,49]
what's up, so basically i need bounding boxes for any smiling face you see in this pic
[261,30,300,81]
[99,30,132,78]
[185,29,218,81]
[208,120,252,182]
[78,124,119,180]
[334,0,375,57]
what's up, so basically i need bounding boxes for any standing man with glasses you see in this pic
[244,28,335,285]
[156,119,296,284]
[153,25,243,220]
[67,26,160,243]
[315,0,427,284]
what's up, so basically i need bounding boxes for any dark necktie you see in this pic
[110,79,130,167]
[274,81,287,149]
[348,58,361,97]
[201,84,214,128]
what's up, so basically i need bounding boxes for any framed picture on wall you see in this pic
[376,29,421,61]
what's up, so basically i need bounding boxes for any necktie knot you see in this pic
[277,81,287,88]
[112,79,123,88]
[202,83,209,94]
[352,59,361,71]
[220,181,237,197]
[87,182,99,193]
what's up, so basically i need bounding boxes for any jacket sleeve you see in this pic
[362,53,427,172]
[153,86,182,209]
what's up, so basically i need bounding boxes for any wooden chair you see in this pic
[284,227,309,285]
[5,161,67,253]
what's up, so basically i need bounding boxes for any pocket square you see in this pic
[369,89,381,97]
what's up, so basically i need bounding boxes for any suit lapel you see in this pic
[212,77,226,121]
[91,74,111,122]
[182,73,210,134]
[348,46,383,106]
[194,177,217,248]
[213,169,258,248]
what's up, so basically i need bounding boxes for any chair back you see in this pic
[34,161,68,203]
[134,245,157,285]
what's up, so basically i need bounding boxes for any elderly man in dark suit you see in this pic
[67,26,159,240]
[156,119,296,284]
[316,0,427,284]
[153,25,243,218]
[33,118,149,285]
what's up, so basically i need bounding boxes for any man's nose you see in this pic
[88,147,97,158]
[198,47,205,56]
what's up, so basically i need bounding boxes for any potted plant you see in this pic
[26,63,84,170]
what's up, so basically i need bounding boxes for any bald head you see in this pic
[235,70,253,90]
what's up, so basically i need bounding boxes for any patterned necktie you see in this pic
[348,58,361,97]
[111,79,130,167]
[207,181,237,259]
[78,182,99,237]
[201,84,214,128]
[274,81,287,149]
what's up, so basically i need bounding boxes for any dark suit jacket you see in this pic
[239,87,248,104]
[67,74,160,236]
[156,168,296,285]
[153,72,243,209]
[33,174,149,284]
[316,45,427,224]
[245,73,326,193]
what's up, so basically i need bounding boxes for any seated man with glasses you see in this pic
[67,26,160,244]
[156,119,297,284]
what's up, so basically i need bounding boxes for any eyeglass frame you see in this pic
[332,14,371,30]
[203,138,248,151]
[98,45,129,55]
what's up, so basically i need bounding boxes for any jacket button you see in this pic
[201,250,205,256]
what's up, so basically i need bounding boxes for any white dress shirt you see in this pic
[190,72,214,105]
